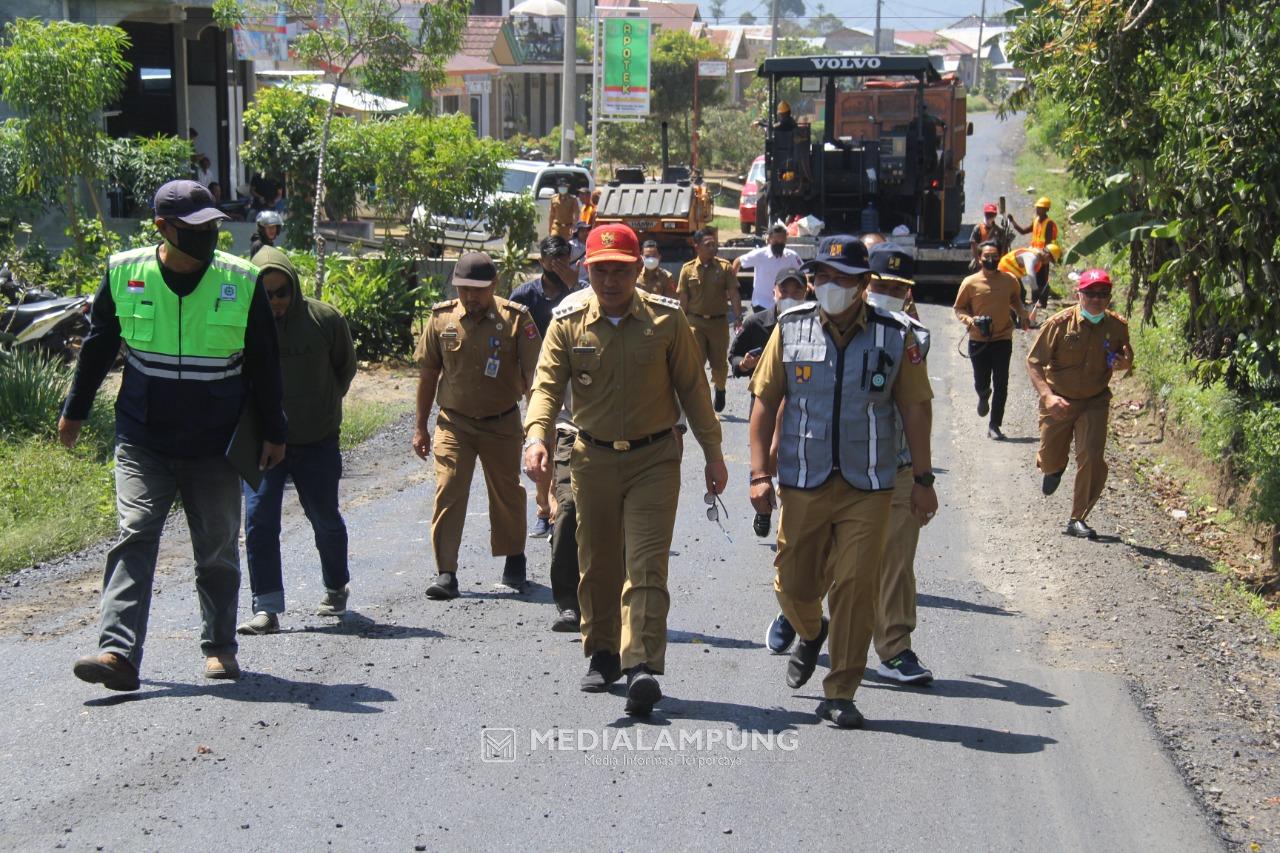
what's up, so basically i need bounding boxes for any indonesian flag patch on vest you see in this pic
[127,279,145,293]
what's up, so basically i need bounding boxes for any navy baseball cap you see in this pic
[800,234,870,276]
[868,243,916,285]
[153,179,228,225]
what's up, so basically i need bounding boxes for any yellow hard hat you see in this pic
[777,101,791,114]
[1045,242,1063,262]
[1035,196,1052,210]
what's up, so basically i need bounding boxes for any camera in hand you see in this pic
[753,512,771,538]
[973,315,993,338]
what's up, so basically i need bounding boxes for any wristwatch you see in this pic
[913,471,936,487]
[522,437,546,452]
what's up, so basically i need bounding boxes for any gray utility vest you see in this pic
[777,303,930,491]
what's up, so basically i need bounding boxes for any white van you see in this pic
[413,160,593,253]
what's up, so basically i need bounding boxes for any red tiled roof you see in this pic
[460,16,505,59]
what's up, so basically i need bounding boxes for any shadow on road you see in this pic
[861,673,1066,708]
[463,581,555,603]
[83,672,395,714]
[301,611,445,640]
[867,718,1057,753]
[1127,543,1214,573]
[917,593,1016,616]
[608,696,814,732]
[667,629,764,650]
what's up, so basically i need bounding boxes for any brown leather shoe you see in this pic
[72,652,140,692]
[204,654,241,680]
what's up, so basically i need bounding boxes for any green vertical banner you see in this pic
[602,17,651,116]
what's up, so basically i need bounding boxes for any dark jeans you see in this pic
[243,435,349,613]
[1032,263,1051,307]
[549,428,580,613]
[969,339,1013,428]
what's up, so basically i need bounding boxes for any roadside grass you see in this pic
[712,213,744,235]
[966,94,994,113]
[341,399,411,452]
[1214,562,1280,639]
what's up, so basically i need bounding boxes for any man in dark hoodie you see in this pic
[237,247,358,635]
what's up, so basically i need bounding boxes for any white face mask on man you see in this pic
[865,291,906,313]
[775,296,803,313]
[642,256,660,271]
[815,282,859,315]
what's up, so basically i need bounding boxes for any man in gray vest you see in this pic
[747,235,938,728]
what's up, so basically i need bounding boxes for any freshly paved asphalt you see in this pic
[0,114,1223,851]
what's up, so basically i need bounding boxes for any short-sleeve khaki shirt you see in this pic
[677,257,737,317]
[415,296,542,418]
[1027,305,1131,400]
[636,267,677,299]
[750,304,933,409]
[954,270,1026,341]
[524,289,723,461]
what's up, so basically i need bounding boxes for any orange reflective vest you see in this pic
[1031,217,1057,249]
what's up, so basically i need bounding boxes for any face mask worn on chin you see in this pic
[981,258,999,270]
[1080,306,1106,324]
[169,227,218,264]
[866,291,906,313]
[815,282,859,315]
[775,297,802,313]
[642,256,660,271]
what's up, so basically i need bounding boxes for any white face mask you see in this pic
[815,282,858,315]
[642,256,660,270]
[776,297,802,313]
[866,291,905,313]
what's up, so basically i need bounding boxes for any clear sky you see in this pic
[702,0,1022,30]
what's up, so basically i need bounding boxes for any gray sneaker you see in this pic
[317,586,349,616]
[236,611,280,635]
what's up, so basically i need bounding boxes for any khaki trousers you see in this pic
[774,476,893,699]
[570,434,681,673]
[431,408,526,574]
[1037,392,1110,521]
[688,314,730,390]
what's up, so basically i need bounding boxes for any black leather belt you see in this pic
[578,429,673,452]
[689,312,726,320]
[443,405,518,422]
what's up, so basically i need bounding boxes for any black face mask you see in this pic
[769,243,785,257]
[981,258,998,270]
[169,225,218,264]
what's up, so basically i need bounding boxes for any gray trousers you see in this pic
[99,442,242,668]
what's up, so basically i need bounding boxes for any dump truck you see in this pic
[742,54,975,289]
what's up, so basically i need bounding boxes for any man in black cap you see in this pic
[747,235,937,727]
[60,179,287,691]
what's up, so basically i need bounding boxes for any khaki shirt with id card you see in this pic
[415,296,542,418]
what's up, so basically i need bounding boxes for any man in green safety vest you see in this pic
[59,179,287,691]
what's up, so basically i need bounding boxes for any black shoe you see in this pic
[500,554,527,590]
[551,608,580,633]
[987,426,1005,441]
[713,387,726,413]
[1042,470,1064,496]
[426,572,459,600]
[786,617,828,689]
[580,651,622,693]
[624,664,662,715]
[1065,519,1098,539]
[977,392,990,418]
[753,512,771,538]
[817,698,865,729]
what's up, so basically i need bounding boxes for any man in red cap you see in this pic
[1027,268,1134,539]
[523,223,727,716]
[970,202,1010,267]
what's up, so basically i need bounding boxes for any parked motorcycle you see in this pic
[0,264,91,359]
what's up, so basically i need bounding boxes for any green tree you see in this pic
[99,136,194,215]
[0,19,130,284]
[709,0,725,24]
[215,0,469,295]
[739,11,758,25]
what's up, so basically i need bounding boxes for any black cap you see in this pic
[453,252,499,287]
[800,234,870,276]
[154,179,228,226]
[868,243,915,285]
[774,266,805,287]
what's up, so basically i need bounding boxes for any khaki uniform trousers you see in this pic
[570,433,681,673]
[1037,391,1110,521]
[775,476,893,699]
[688,314,730,390]
[431,408,527,574]
[805,468,921,662]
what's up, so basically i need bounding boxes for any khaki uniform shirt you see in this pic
[525,290,723,462]
[415,296,542,418]
[954,270,1026,341]
[750,303,934,409]
[636,267,677,299]
[677,257,737,317]
[549,195,579,231]
[1027,305,1131,401]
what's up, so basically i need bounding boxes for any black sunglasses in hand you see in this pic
[704,492,732,543]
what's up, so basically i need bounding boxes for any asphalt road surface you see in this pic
[0,114,1224,851]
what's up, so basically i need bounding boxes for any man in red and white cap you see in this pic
[970,201,1009,266]
[1027,268,1134,539]
[522,223,727,716]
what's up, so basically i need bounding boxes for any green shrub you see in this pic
[0,348,69,439]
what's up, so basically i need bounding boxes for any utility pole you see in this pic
[973,0,987,89]
[873,0,882,53]
[769,0,778,56]
[560,0,577,163]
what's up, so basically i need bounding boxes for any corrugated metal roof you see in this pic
[598,183,695,219]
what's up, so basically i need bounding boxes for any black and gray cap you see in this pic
[153,179,229,225]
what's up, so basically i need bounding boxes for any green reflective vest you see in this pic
[108,247,258,381]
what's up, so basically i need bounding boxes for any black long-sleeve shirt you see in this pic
[63,248,287,457]
[729,306,778,377]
